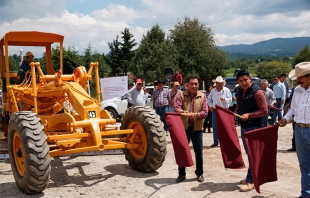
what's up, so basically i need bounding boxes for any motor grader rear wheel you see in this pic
[8,111,51,194]
[120,106,167,172]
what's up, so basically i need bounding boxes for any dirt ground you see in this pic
[0,123,301,198]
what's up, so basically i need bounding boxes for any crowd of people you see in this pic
[124,65,310,196]
[16,50,309,196]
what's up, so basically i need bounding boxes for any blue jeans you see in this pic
[262,108,270,127]
[178,126,203,176]
[168,106,175,112]
[212,110,219,145]
[241,126,262,184]
[155,106,168,132]
[270,98,283,124]
[295,124,310,197]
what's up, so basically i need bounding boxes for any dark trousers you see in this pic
[270,98,283,124]
[178,126,203,177]
[155,106,168,132]
[127,103,133,108]
[203,111,212,131]
[241,125,262,183]
[292,121,296,149]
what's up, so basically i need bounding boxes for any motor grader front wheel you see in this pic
[120,106,167,172]
[8,111,51,194]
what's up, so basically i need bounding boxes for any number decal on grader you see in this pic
[0,31,167,194]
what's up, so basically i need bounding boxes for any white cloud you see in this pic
[0,0,309,57]
[91,4,146,23]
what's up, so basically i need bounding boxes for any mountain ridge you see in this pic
[219,37,310,57]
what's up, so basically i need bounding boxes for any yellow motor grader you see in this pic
[0,31,167,194]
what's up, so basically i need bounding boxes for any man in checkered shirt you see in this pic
[152,79,171,134]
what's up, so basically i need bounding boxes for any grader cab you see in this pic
[0,31,167,194]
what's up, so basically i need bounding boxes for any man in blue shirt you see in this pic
[269,76,286,125]
[17,51,34,83]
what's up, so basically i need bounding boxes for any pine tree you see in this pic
[120,28,137,76]
[104,36,122,76]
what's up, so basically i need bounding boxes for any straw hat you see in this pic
[212,76,226,86]
[288,62,310,80]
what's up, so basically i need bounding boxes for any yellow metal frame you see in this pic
[0,31,138,158]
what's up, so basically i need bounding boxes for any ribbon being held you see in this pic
[215,105,245,169]
[165,112,194,167]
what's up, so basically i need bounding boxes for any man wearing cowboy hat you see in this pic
[208,76,232,147]
[152,79,171,134]
[279,62,310,198]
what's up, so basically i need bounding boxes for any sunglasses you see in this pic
[137,83,143,85]
[274,79,278,81]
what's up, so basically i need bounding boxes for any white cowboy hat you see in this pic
[212,76,226,86]
[288,62,310,80]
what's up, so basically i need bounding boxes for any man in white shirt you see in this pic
[127,78,145,108]
[279,62,310,198]
[208,76,232,147]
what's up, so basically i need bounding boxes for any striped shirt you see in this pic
[152,88,171,107]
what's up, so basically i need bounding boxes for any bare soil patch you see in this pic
[0,124,300,198]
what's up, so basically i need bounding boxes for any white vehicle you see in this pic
[101,86,168,120]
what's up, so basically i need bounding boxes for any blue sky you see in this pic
[0,0,309,57]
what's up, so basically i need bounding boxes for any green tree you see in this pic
[8,55,19,71]
[120,28,137,76]
[292,44,310,66]
[81,44,111,97]
[104,36,122,76]
[130,24,178,83]
[169,16,226,86]
[39,46,81,74]
[256,61,292,82]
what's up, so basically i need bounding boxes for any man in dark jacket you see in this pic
[17,51,34,83]
[234,70,268,192]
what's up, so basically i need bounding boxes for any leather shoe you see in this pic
[197,175,204,182]
[210,143,218,147]
[176,175,185,183]
[239,183,254,192]
[239,178,246,185]
[287,147,296,152]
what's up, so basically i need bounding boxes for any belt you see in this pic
[297,123,310,128]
